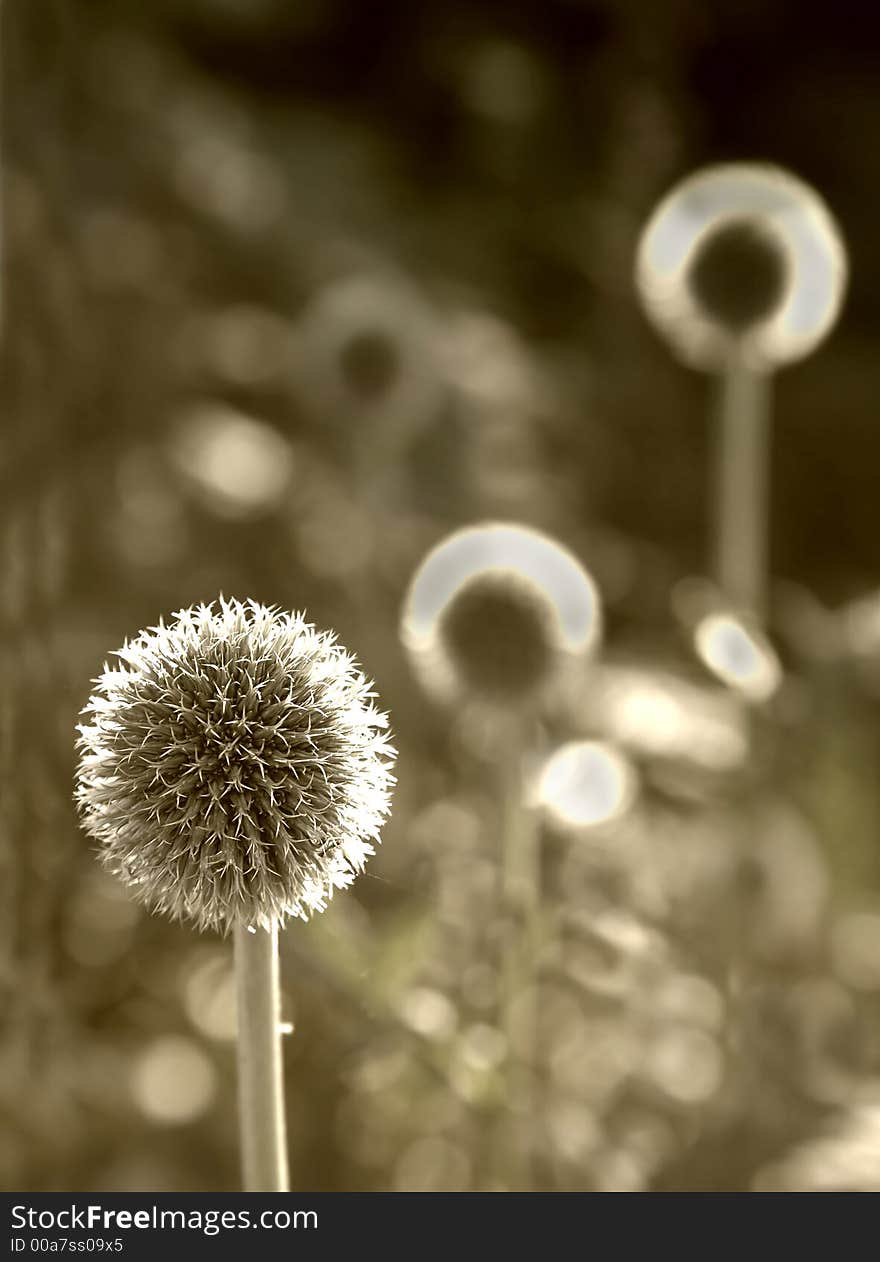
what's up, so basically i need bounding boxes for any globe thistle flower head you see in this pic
[402,522,600,711]
[636,163,847,371]
[75,598,395,933]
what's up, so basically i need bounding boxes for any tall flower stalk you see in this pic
[75,598,395,1191]
[402,523,599,1187]
[637,163,847,618]
[715,360,771,616]
[636,165,847,1094]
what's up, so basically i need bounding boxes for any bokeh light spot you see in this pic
[694,612,781,701]
[645,1028,723,1104]
[169,404,294,519]
[398,987,457,1040]
[536,740,636,829]
[131,1036,217,1125]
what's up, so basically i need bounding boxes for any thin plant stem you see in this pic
[234,923,290,1192]
[714,359,772,618]
[714,358,772,1086]
[496,728,540,1190]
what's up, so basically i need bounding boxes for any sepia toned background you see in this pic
[3,0,880,1191]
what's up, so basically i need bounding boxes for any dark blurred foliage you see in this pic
[3,0,880,1191]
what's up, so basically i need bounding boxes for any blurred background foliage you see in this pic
[3,0,880,1191]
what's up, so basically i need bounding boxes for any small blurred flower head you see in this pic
[401,522,600,710]
[694,611,782,702]
[636,163,847,370]
[75,598,395,933]
[293,273,446,445]
[534,740,637,830]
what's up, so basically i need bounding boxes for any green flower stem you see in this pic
[714,360,772,617]
[234,924,290,1192]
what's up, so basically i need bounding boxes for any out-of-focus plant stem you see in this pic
[715,359,772,619]
[496,726,541,1190]
[714,356,773,1094]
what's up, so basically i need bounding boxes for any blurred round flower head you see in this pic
[75,598,395,933]
[401,522,600,710]
[694,611,782,702]
[293,273,446,445]
[636,163,847,370]
[535,740,637,830]
[446,310,542,414]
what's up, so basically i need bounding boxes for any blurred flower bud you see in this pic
[293,273,446,448]
[636,163,847,370]
[437,569,561,702]
[687,217,790,335]
[401,522,600,711]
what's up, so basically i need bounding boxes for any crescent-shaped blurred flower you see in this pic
[75,598,395,933]
[636,163,847,370]
[401,522,600,710]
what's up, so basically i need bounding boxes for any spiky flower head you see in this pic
[75,598,395,933]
